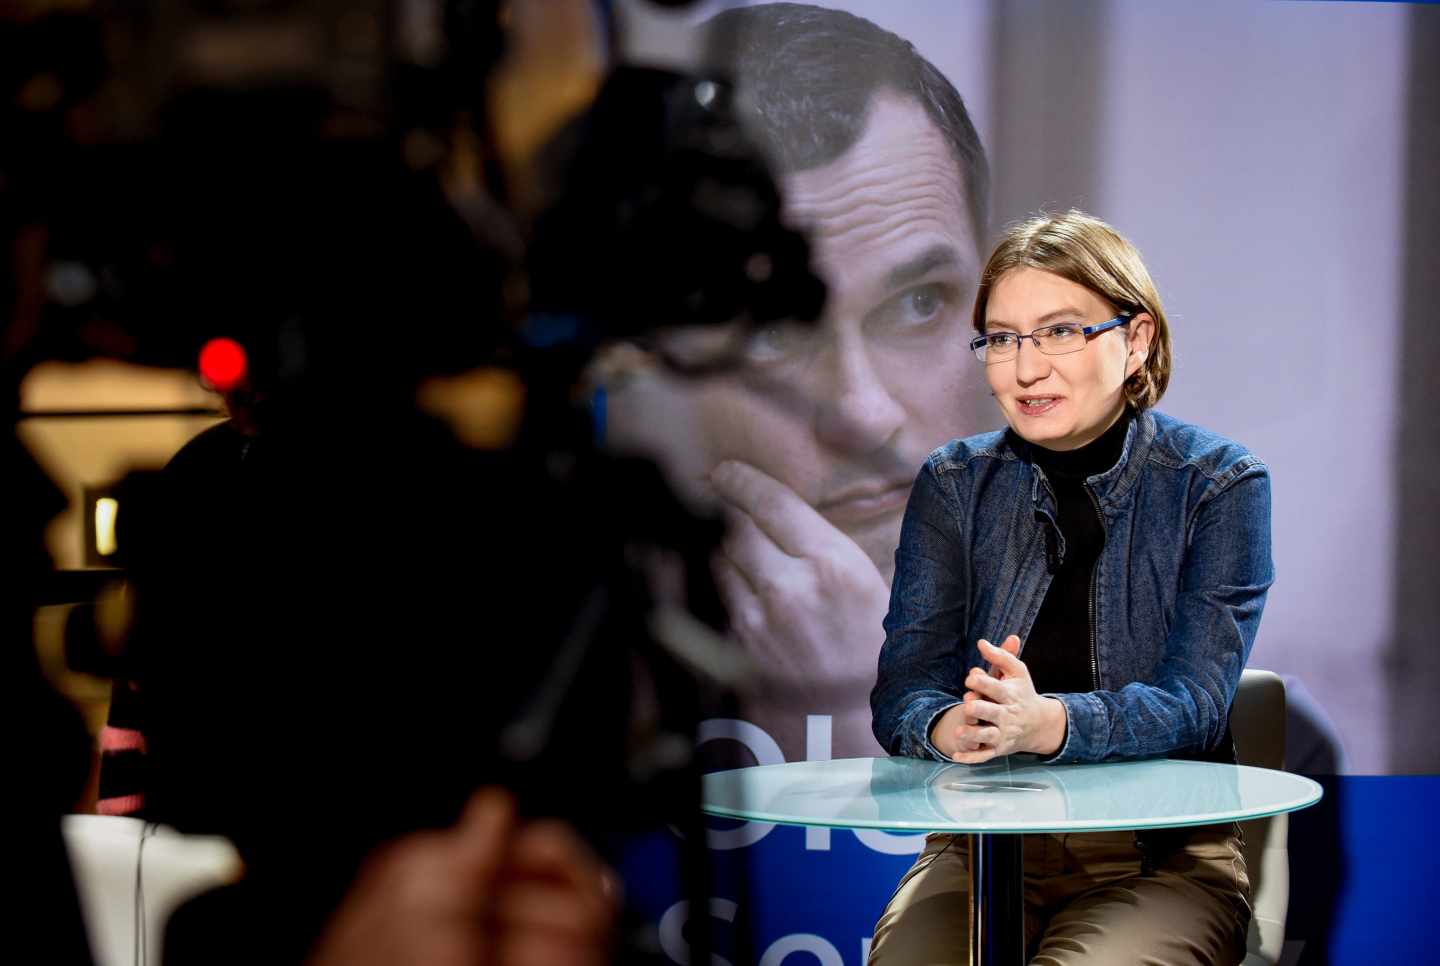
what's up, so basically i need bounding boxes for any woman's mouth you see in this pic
[1015,395,1062,416]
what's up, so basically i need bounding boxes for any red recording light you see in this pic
[199,337,248,392]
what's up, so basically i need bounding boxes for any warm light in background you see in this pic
[94,497,118,558]
[198,337,248,392]
[19,361,223,570]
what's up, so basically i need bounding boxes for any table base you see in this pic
[966,833,1025,965]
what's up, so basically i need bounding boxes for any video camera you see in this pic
[5,1,826,961]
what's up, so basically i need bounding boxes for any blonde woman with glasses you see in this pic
[870,211,1269,965]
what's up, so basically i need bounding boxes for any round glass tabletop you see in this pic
[701,756,1322,834]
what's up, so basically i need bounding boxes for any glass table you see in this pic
[702,756,1322,965]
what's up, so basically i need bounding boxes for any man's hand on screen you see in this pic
[709,458,889,697]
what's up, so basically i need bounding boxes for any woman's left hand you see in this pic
[950,636,1067,763]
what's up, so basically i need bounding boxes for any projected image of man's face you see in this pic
[606,93,989,759]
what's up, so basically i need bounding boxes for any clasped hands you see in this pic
[930,635,1068,764]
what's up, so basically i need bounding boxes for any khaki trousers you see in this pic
[868,826,1251,966]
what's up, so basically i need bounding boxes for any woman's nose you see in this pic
[1013,337,1051,385]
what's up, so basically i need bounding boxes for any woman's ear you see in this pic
[1125,313,1155,379]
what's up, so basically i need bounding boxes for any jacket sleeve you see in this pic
[1044,458,1274,763]
[870,458,968,760]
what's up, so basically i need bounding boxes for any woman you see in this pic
[868,210,1271,965]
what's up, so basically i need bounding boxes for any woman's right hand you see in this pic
[930,635,1066,762]
[929,702,974,760]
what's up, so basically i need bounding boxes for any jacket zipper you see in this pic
[1084,484,1104,691]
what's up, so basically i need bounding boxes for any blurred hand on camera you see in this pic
[308,789,617,966]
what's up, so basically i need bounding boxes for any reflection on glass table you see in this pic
[701,756,1322,965]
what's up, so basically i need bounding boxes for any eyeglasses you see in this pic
[969,313,1131,364]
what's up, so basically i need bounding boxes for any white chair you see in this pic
[61,814,242,966]
[1230,668,1289,966]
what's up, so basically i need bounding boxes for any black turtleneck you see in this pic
[1022,407,1133,696]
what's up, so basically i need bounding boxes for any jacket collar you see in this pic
[1007,408,1156,508]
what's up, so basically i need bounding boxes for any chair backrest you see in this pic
[61,814,242,966]
[1230,668,1288,966]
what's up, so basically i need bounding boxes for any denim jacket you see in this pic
[870,409,1273,764]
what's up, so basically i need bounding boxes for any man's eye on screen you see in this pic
[872,283,952,337]
[742,320,816,364]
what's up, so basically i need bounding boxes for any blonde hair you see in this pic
[972,210,1171,410]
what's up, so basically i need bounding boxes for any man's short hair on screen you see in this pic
[703,2,990,241]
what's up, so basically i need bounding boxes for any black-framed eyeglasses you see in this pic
[969,313,1131,364]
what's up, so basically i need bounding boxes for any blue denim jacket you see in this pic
[870,409,1274,764]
